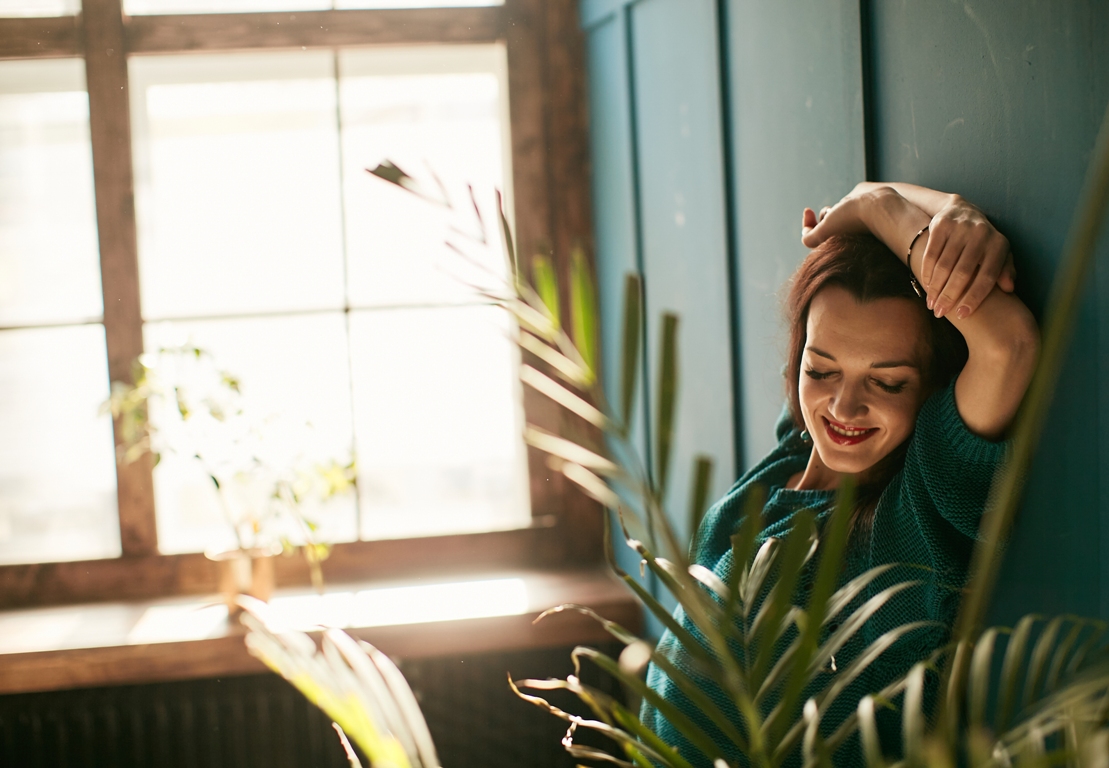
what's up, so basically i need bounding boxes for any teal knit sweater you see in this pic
[641,381,1008,766]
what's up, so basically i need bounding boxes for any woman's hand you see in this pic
[800,189,877,246]
[921,195,1016,319]
[802,186,1016,319]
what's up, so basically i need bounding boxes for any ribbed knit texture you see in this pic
[641,381,1008,766]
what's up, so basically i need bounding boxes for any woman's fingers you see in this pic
[924,227,968,310]
[801,207,818,243]
[801,206,830,248]
[953,234,1015,316]
[950,238,1007,318]
[998,253,1017,292]
[931,240,980,318]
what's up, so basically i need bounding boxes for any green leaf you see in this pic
[741,539,782,626]
[722,484,766,637]
[750,510,815,689]
[1065,622,1106,678]
[365,160,447,207]
[570,246,599,383]
[511,676,688,768]
[1046,619,1094,691]
[801,699,832,768]
[531,253,561,330]
[687,455,714,549]
[615,566,718,670]
[523,426,616,474]
[1024,616,1066,709]
[655,313,679,496]
[774,478,856,745]
[518,331,592,387]
[620,273,643,435]
[902,662,928,762]
[969,627,1003,728]
[520,364,608,428]
[999,614,1041,730]
[496,189,519,288]
[575,647,723,763]
[857,696,887,768]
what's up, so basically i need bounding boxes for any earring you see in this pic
[800,429,811,443]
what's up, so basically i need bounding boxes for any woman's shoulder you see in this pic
[889,379,1010,540]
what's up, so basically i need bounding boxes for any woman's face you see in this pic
[798,286,930,478]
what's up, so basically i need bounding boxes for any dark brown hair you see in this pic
[785,234,968,530]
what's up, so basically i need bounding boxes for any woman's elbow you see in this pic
[986,304,1040,385]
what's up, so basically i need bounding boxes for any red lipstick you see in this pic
[822,416,878,446]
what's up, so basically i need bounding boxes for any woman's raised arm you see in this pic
[850,181,1017,312]
[802,186,1039,440]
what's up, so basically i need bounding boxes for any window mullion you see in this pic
[83,0,158,557]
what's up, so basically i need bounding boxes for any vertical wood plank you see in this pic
[503,0,551,264]
[543,0,603,563]
[84,0,157,556]
[724,0,867,466]
[629,0,735,549]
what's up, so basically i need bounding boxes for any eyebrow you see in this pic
[806,346,919,370]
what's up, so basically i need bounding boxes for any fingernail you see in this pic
[935,305,945,319]
[927,296,934,310]
[956,306,969,320]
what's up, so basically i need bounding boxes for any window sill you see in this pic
[0,567,640,695]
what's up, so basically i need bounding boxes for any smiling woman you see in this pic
[642,184,1041,765]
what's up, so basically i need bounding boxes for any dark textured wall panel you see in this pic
[865,0,1109,621]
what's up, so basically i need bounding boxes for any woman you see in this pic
[641,183,1039,765]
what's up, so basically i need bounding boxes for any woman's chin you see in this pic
[813,444,883,477]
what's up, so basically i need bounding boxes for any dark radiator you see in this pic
[0,644,626,768]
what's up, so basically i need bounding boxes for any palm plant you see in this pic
[250,98,1109,767]
[367,100,1109,766]
[240,596,441,768]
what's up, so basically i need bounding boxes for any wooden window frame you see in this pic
[0,0,599,609]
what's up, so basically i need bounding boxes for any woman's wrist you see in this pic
[863,188,930,265]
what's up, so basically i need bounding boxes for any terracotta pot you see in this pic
[207,545,281,613]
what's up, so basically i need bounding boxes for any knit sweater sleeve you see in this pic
[898,380,1010,540]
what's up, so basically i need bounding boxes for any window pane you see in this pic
[0,59,102,327]
[123,0,499,14]
[350,306,529,540]
[130,53,345,321]
[0,326,120,565]
[0,0,78,17]
[339,45,513,308]
[145,313,357,554]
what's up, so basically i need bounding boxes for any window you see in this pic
[0,0,596,607]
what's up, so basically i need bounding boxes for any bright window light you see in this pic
[266,577,529,631]
[128,45,528,554]
[0,0,78,17]
[123,0,501,15]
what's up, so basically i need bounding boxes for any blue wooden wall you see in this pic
[580,0,1109,625]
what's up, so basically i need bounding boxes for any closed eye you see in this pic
[804,367,833,381]
[872,379,907,394]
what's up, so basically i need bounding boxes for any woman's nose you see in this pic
[830,381,868,421]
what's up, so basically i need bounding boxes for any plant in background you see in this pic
[240,596,441,768]
[104,343,357,591]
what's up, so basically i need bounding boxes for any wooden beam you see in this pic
[0,526,583,609]
[84,0,158,557]
[124,6,503,55]
[0,16,82,60]
[503,0,551,267]
[0,568,640,694]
